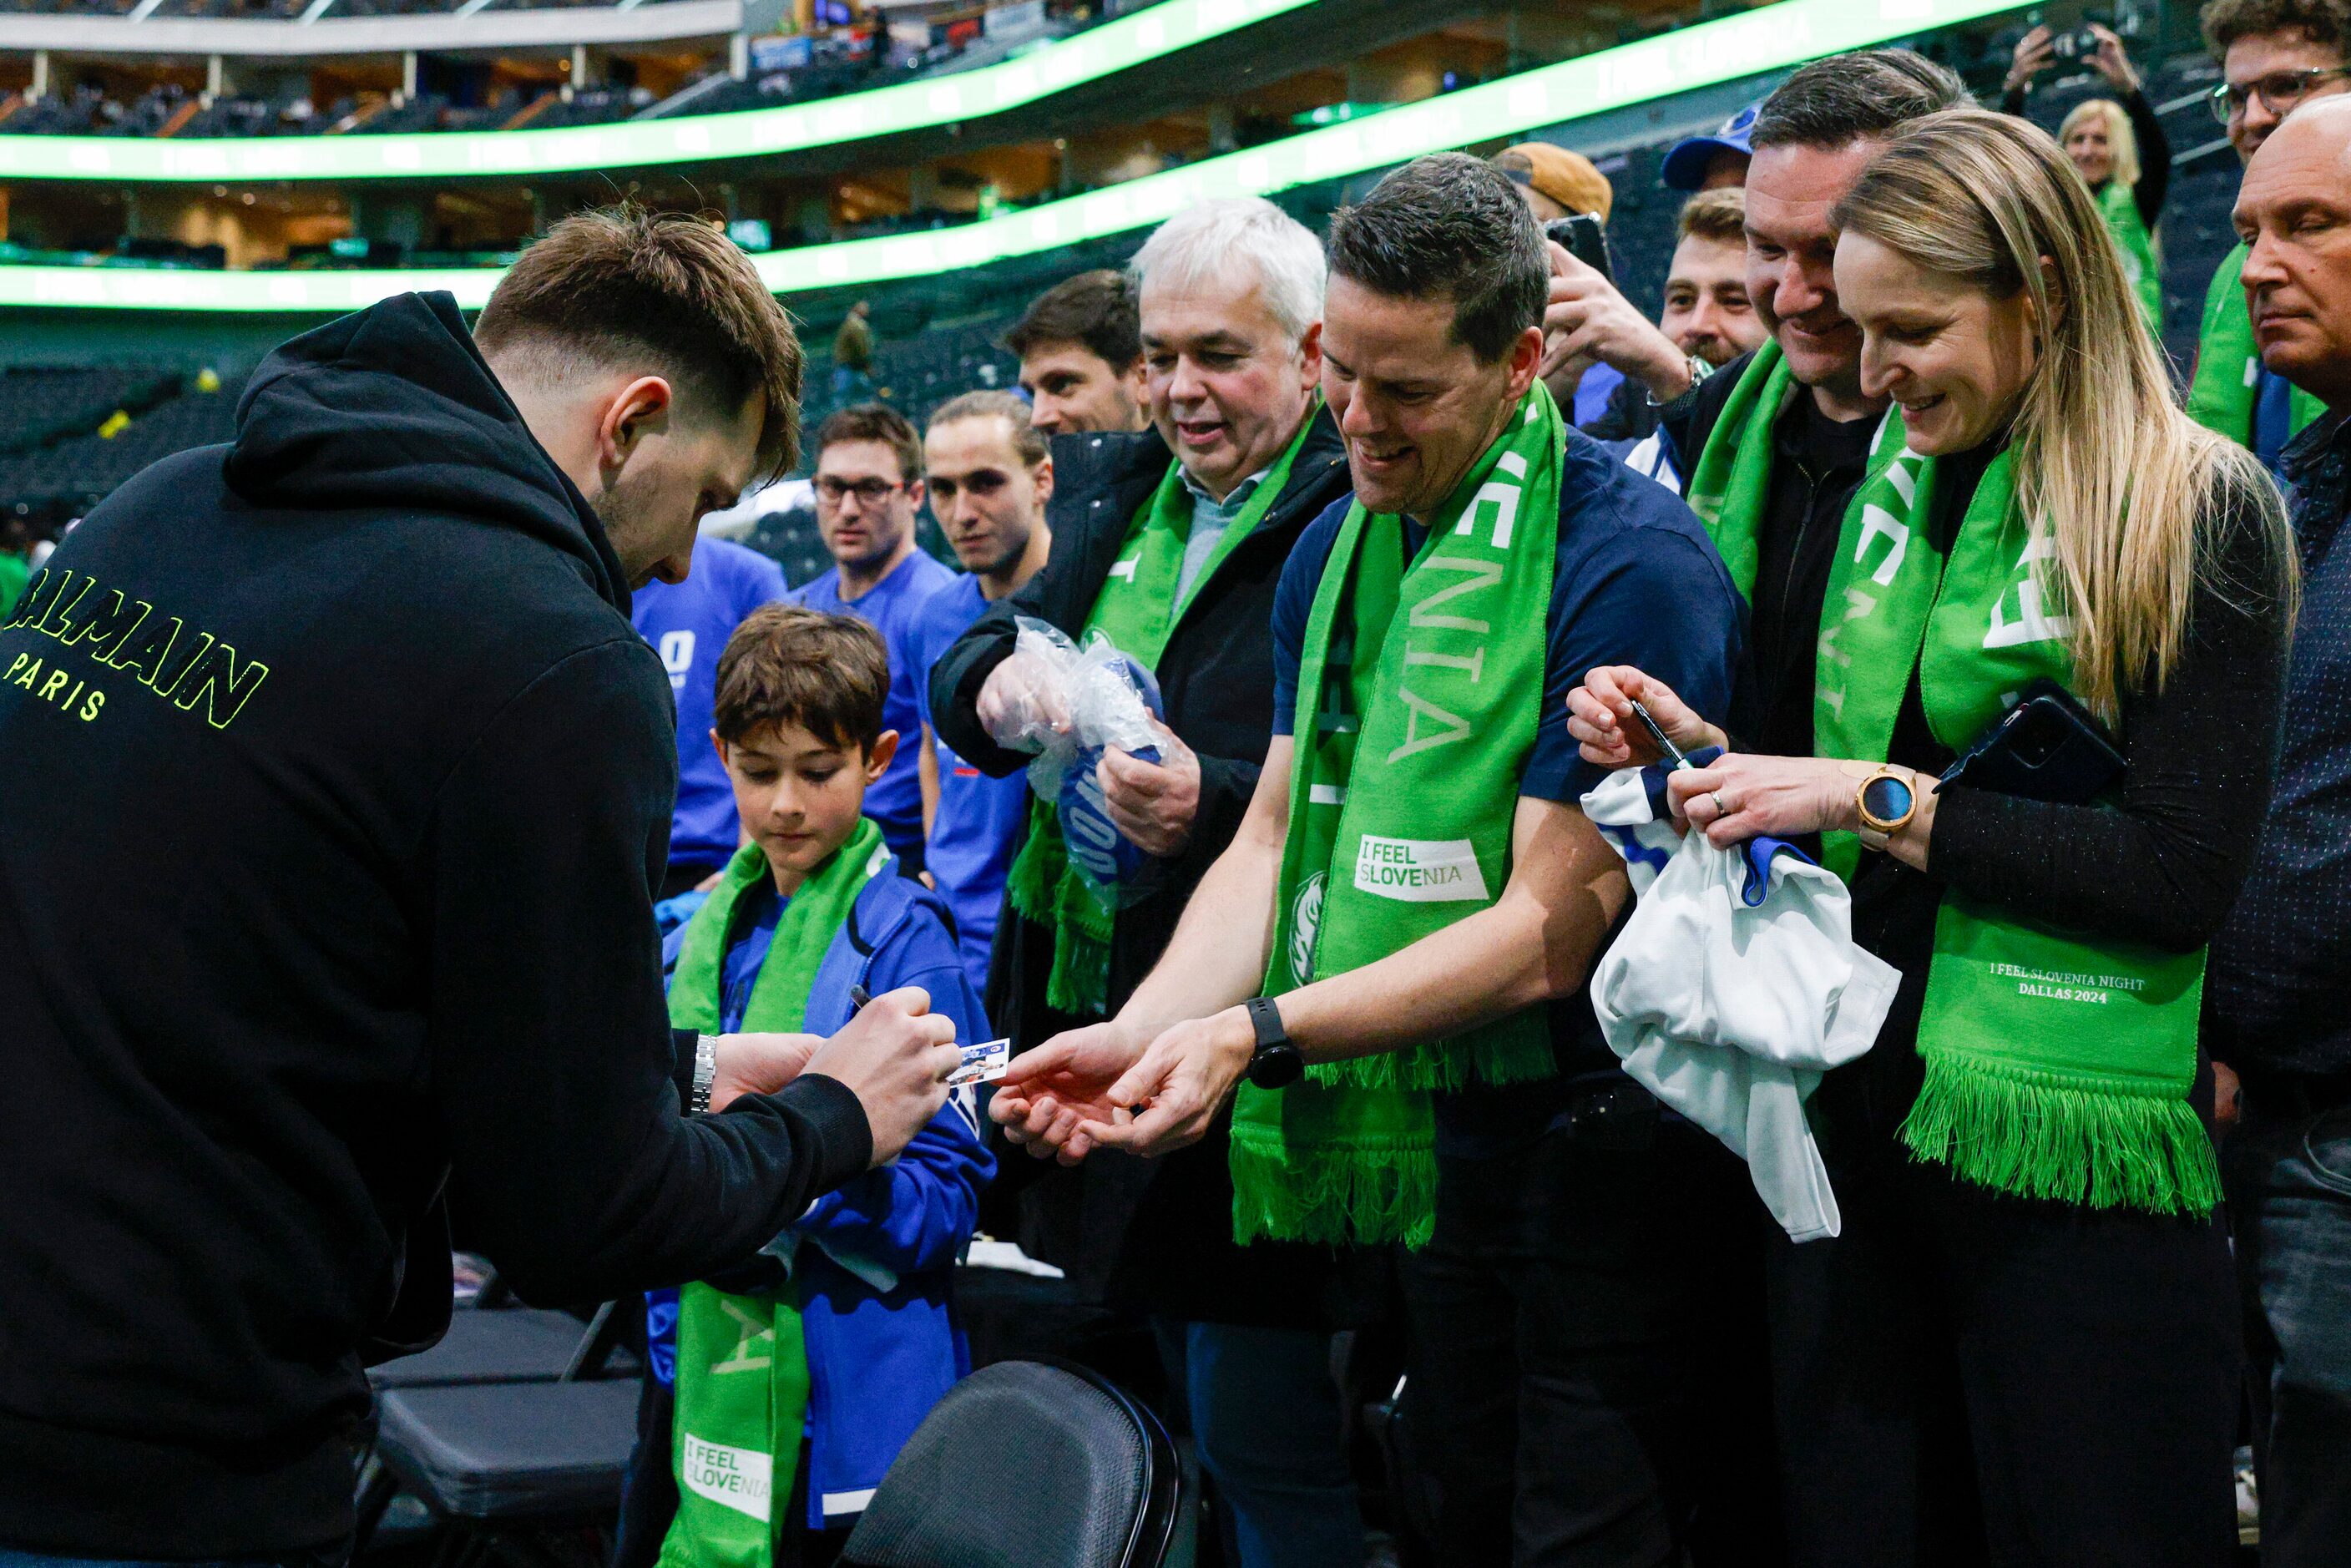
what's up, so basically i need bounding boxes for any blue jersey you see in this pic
[795,548,957,865]
[632,538,787,871]
[911,574,1030,991]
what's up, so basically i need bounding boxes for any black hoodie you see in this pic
[0,293,872,1555]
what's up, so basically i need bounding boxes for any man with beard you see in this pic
[912,390,1055,991]
[794,403,958,872]
[0,206,961,1560]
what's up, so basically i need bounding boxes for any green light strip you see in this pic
[0,0,1319,185]
[0,0,2024,314]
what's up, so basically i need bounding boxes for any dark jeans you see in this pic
[1396,1114,1776,1567]
[1153,1318,1363,1568]
[1768,1155,2241,1568]
[2225,1078,2351,1568]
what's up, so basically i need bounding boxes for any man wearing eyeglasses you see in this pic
[2189,0,2351,464]
[795,402,957,873]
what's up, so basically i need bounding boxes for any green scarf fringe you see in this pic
[1005,805,1112,1015]
[1898,1053,2222,1216]
[1315,1027,1561,1094]
[1229,1130,1438,1248]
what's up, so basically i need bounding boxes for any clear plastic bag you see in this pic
[986,616,1165,908]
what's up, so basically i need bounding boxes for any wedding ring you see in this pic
[1712,792,1730,817]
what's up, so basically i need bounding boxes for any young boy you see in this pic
[617,604,993,1568]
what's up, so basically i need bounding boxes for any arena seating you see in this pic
[0,41,2257,557]
[0,367,244,516]
[0,1,1102,132]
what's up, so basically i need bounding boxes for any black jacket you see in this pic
[1662,348,1882,758]
[0,294,872,1556]
[928,412,1353,1323]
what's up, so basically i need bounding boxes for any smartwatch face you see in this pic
[1862,774,1915,826]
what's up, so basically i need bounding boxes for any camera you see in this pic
[2049,24,2102,63]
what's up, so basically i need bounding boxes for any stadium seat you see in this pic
[368,1307,611,1390]
[370,1378,641,1520]
[358,1297,642,1548]
[839,1358,1181,1568]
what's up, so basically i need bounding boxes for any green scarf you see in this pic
[2187,242,2326,448]
[1228,384,1565,1247]
[659,819,889,1568]
[2097,180,2163,336]
[1813,448,2217,1214]
[1691,346,2215,1212]
[1682,341,1908,598]
[1004,411,1317,1016]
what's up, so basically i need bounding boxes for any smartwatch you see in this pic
[1855,766,1919,852]
[1242,997,1305,1090]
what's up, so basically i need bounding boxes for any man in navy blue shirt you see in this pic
[992,157,1764,1562]
[911,390,1054,994]
[794,404,956,873]
[633,534,787,898]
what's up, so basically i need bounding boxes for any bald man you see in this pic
[2213,93,2351,1568]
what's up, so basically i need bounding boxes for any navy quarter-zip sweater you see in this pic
[0,293,871,1555]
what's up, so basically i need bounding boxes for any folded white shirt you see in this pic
[1581,767,1901,1242]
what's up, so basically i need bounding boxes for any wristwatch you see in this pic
[1855,766,1919,852]
[1242,997,1305,1090]
[689,1033,720,1116]
[1645,352,1714,409]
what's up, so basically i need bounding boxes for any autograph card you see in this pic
[947,1037,1012,1088]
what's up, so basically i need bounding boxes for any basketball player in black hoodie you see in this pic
[0,209,962,1559]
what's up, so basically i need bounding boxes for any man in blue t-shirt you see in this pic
[792,403,956,873]
[910,391,1054,993]
[632,535,787,898]
[991,154,1763,1560]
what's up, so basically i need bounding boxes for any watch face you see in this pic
[1862,774,1915,826]
[1250,1043,1306,1090]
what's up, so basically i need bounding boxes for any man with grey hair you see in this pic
[928,196,1360,1568]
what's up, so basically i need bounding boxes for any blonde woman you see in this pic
[1569,108,2292,1562]
[2005,21,2172,327]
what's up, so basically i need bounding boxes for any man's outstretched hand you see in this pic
[988,1019,1148,1166]
[990,1009,1260,1163]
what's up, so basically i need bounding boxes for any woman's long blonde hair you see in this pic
[2058,96,2140,190]
[1834,108,2290,718]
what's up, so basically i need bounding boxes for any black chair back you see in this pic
[841,1358,1179,1568]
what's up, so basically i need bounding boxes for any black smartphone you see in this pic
[1544,213,1615,286]
[1939,677,2125,805]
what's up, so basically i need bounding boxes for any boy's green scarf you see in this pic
[2187,242,2326,448]
[659,819,889,1568]
[2097,180,2163,335]
[1706,378,2217,1215]
[1004,411,1317,1017]
[1228,384,1565,1247]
